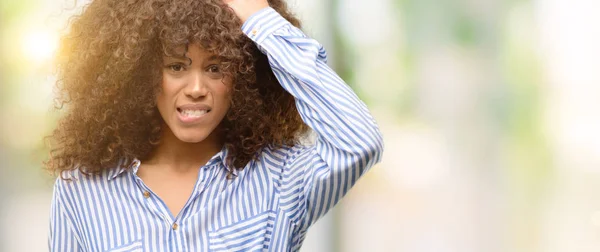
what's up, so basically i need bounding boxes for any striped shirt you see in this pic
[49,7,383,252]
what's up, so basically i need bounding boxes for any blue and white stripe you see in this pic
[49,7,383,252]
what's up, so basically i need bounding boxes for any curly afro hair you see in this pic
[45,0,309,176]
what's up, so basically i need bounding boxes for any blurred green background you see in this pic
[1,0,600,251]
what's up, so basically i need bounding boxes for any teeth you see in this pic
[180,109,208,118]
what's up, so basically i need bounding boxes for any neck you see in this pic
[144,124,224,172]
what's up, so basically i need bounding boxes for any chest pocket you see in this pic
[105,240,143,252]
[208,211,277,251]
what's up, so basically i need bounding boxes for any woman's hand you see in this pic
[223,0,270,23]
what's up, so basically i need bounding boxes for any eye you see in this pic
[166,64,185,72]
[207,65,220,73]
[206,64,224,79]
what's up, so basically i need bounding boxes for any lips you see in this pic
[178,103,212,111]
[177,104,212,124]
[179,109,208,117]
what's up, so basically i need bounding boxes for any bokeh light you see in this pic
[21,29,59,64]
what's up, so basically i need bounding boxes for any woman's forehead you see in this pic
[162,41,219,55]
[162,43,220,61]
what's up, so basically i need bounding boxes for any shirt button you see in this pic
[172,223,178,230]
[251,29,258,36]
[143,191,150,198]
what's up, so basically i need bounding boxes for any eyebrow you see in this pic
[163,54,220,66]
[206,55,220,62]
[162,55,191,67]
[163,56,188,62]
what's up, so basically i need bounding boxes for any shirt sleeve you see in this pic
[242,8,384,229]
[49,179,83,252]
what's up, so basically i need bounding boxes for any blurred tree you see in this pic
[399,0,549,251]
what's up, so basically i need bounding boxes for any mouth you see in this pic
[176,106,211,123]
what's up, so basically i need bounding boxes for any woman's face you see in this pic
[157,43,232,143]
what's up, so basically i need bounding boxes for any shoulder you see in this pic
[53,169,103,196]
[53,161,123,199]
[259,143,315,164]
[52,164,127,217]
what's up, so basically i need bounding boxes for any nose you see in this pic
[184,71,208,99]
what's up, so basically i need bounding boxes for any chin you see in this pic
[173,130,211,143]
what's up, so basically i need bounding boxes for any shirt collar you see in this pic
[107,158,129,181]
[210,145,237,176]
[107,145,234,181]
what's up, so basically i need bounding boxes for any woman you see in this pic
[47,0,383,251]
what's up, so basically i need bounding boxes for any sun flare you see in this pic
[21,30,58,63]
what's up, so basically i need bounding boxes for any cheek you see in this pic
[155,84,167,108]
[213,80,233,107]
[158,75,180,102]
[156,78,176,114]
[155,91,169,122]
